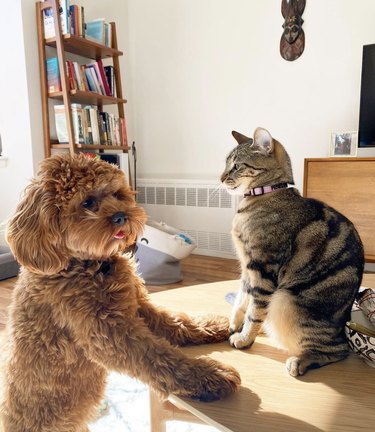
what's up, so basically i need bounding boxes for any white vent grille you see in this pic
[137,179,237,258]
[137,185,233,210]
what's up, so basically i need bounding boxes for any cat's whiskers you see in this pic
[208,184,222,200]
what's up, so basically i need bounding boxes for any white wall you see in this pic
[127,0,375,191]
[0,0,44,227]
[2,0,375,226]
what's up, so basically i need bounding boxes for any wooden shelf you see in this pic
[48,90,127,106]
[45,34,123,60]
[51,143,129,151]
[36,0,129,173]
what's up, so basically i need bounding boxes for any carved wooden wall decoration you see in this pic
[280,0,306,61]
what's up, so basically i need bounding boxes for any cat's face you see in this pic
[220,128,294,195]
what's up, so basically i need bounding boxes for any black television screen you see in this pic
[358,44,375,148]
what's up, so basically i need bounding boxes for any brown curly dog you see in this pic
[0,153,240,432]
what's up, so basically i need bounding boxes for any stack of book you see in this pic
[54,104,128,147]
[69,3,85,37]
[43,0,112,47]
[66,59,114,96]
[46,57,116,97]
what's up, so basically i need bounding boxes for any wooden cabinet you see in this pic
[35,0,128,157]
[303,157,375,262]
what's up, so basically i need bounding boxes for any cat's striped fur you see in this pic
[221,127,364,376]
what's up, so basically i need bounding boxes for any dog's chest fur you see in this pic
[8,255,142,366]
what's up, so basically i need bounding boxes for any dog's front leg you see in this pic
[72,315,240,402]
[137,296,230,346]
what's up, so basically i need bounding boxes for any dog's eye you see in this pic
[113,190,124,200]
[82,196,96,209]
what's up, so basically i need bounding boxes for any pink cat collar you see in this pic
[244,183,289,197]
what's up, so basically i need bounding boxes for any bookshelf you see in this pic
[36,0,129,158]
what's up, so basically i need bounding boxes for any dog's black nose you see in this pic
[111,212,128,226]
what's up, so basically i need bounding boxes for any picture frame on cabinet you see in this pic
[330,131,358,157]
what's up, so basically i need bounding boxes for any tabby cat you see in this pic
[221,127,364,376]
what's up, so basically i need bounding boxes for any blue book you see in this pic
[85,19,105,45]
[69,5,76,36]
[46,57,61,93]
[84,68,96,92]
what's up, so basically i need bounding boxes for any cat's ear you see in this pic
[253,127,274,154]
[232,131,253,145]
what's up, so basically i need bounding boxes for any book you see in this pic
[54,103,83,144]
[80,65,89,91]
[46,57,61,93]
[99,112,109,145]
[95,60,112,96]
[54,105,69,143]
[54,103,124,147]
[84,67,96,92]
[120,117,128,147]
[102,112,111,145]
[43,0,70,39]
[89,63,106,95]
[85,19,105,45]
[89,107,100,144]
[107,114,114,145]
[69,5,76,36]
[86,66,102,94]
[72,62,83,90]
[83,106,93,144]
[65,60,77,90]
[97,112,105,144]
[69,4,85,37]
[79,6,85,37]
[81,106,89,143]
[104,23,112,48]
[104,66,115,97]
[71,104,84,143]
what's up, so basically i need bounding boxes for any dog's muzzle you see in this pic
[111,212,128,226]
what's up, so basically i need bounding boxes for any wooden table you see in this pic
[149,274,375,432]
[303,158,375,262]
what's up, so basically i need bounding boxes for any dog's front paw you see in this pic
[194,314,230,342]
[229,332,254,350]
[192,360,241,402]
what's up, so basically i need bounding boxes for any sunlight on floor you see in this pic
[88,372,218,432]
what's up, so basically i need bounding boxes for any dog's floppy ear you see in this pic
[6,180,69,275]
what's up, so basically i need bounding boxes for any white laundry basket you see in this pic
[135,220,196,285]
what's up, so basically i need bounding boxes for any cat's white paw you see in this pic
[286,356,306,377]
[229,332,254,349]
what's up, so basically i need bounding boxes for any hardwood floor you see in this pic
[0,255,240,330]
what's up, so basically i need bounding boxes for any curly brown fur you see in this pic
[0,154,240,432]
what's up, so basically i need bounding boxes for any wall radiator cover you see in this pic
[137,179,237,258]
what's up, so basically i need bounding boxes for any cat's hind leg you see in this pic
[286,338,349,377]
[267,290,350,376]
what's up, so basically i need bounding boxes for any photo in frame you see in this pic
[330,131,358,157]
